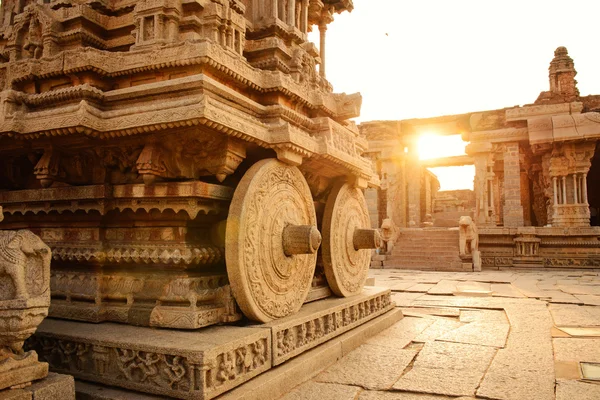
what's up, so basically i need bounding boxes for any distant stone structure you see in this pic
[363,47,600,270]
[0,0,395,398]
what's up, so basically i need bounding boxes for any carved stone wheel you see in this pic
[322,181,381,297]
[226,159,321,322]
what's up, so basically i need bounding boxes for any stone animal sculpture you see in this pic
[458,216,479,256]
[0,230,50,300]
[380,218,398,254]
[0,206,52,390]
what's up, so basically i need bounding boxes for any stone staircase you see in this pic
[381,228,469,271]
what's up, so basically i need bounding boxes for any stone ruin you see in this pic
[0,0,397,398]
[362,47,600,271]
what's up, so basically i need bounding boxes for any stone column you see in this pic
[582,173,588,204]
[468,142,495,226]
[319,22,327,77]
[287,0,295,25]
[503,142,524,227]
[404,143,421,226]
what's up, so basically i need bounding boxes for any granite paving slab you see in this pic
[404,283,436,293]
[392,341,495,397]
[412,318,464,343]
[555,327,600,337]
[279,382,360,400]
[358,391,453,400]
[490,283,526,298]
[365,317,434,350]
[427,280,459,295]
[574,294,600,306]
[399,307,460,318]
[553,338,600,363]
[438,321,509,348]
[555,379,600,400]
[390,281,421,291]
[391,292,426,307]
[459,309,508,324]
[558,284,600,296]
[316,344,418,390]
[549,304,600,326]
[477,305,555,400]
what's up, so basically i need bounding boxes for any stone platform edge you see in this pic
[27,287,393,400]
[74,307,404,400]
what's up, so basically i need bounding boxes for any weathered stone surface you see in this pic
[390,292,425,307]
[399,307,460,317]
[0,390,31,400]
[404,284,436,293]
[427,280,459,295]
[554,338,600,363]
[491,284,527,298]
[438,321,509,348]
[23,373,74,400]
[0,373,73,400]
[30,289,395,400]
[280,382,360,400]
[322,182,376,297]
[29,319,272,400]
[0,223,52,391]
[219,309,403,400]
[390,281,421,292]
[556,380,600,400]
[477,305,555,400]
[358,391,452,400]
[549,304,600,326]
[459,309,508,324]
[317,344,417,390]
[264,287,394,365]
[365,316,433,350]
[226,159,318,323]
[555,327,600,337]
[76,381,165,400]
[392,341,495,397]
[412,318,464,343]
[574,294,600,306]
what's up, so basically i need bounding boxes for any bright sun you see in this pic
[417,133,467,160]
[417,133,474,191]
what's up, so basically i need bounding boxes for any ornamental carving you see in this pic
[226,159,318,322]
[0,207,52,390]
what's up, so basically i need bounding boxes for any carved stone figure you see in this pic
[458,216,479,257]
[0,207,52,390]
[380,218,398,254]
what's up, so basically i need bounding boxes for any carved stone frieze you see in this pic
[27,320,271,399]
[0,181,233,219]
[268,287,393,365]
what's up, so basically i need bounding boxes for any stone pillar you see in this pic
[405,145,421,226]
[318,23,327,77]
[468,142,495,226]
[503,142,524,227]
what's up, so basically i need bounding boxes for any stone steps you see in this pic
[381,228,465,271]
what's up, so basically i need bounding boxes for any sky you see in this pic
[310,0,600,122]
[309,0,600,190]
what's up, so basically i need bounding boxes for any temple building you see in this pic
[362,47,600,270]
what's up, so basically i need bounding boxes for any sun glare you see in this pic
[417,133,467,160]
[416,133,474,190]
[428,165,475,191]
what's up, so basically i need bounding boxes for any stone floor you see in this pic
[279,268,600,400]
